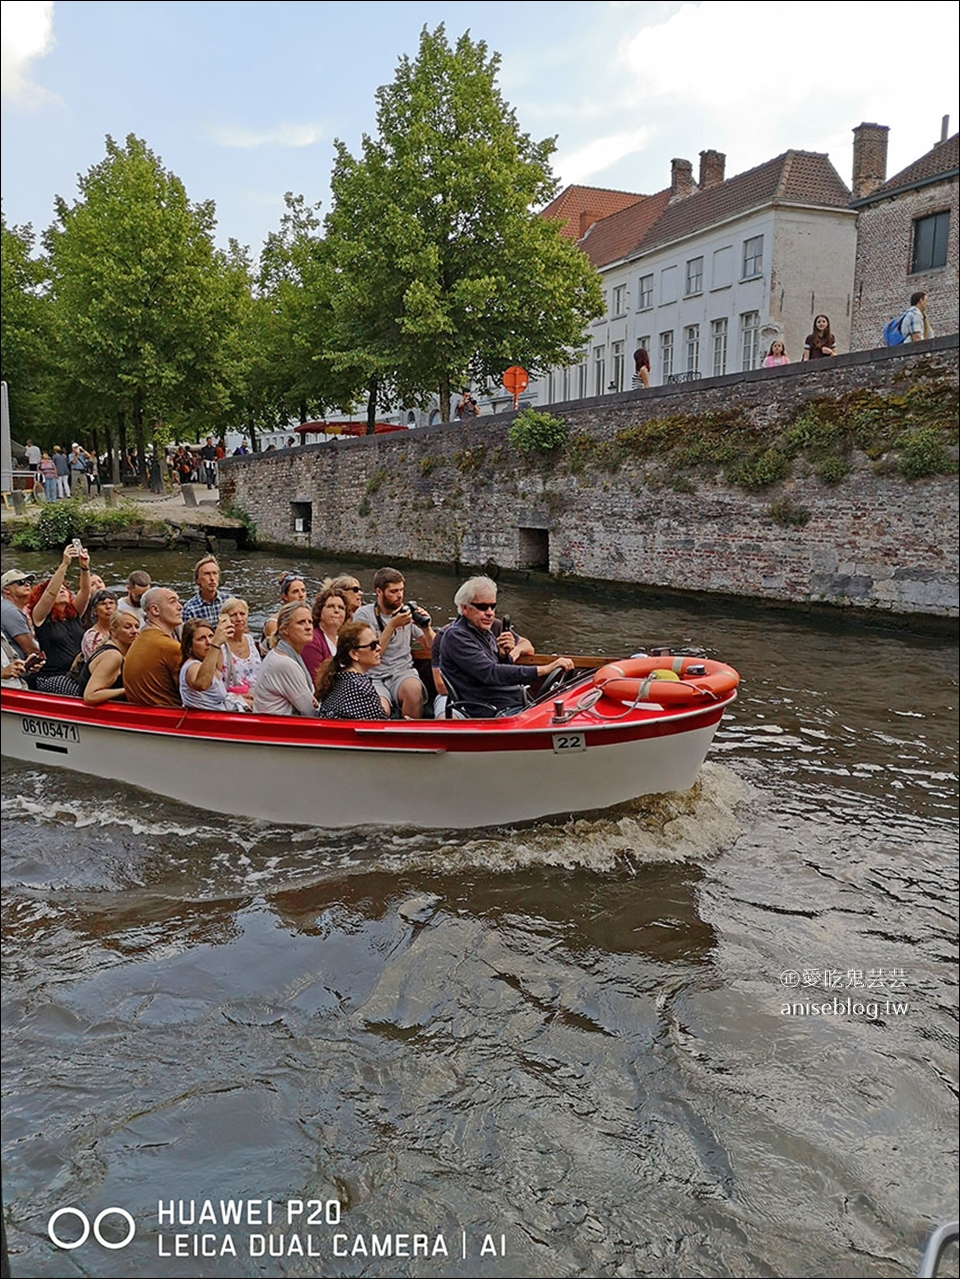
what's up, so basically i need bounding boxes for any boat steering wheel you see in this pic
[537,666,568,701]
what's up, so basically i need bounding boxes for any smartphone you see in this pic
[71,538,83,552]
[24,653,44,672]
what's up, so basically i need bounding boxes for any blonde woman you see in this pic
[219,596,261,693]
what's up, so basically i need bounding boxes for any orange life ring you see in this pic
[593,656,739,706]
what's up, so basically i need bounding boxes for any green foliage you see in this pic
[9,499,166,551]
[365,469,387,495]
[572,374,959,493]
[768,499,812,527]
[220,503,258,542]
[44,134,243,449]
[896,426,958,480]
[452,444,488,473]
[325,26,604,420]
[419,455,439,476]
[816,454,850,485]
[1,214,54,441]
[508,409,568,453]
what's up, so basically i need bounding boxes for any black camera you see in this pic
[406,600,431,627]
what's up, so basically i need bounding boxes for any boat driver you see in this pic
[436,576,573,717]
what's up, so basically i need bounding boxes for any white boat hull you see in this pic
[1,684,735,829]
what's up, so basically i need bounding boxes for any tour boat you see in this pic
[0,660,738,829]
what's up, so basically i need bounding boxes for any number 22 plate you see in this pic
[551,732,586,753]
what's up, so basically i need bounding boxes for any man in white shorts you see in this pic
[354,567,434,718]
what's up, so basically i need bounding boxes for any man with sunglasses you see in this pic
[437,576,573,717]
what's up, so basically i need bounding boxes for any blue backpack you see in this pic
[882,313,907,347]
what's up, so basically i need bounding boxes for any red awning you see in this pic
[294,421,407,436]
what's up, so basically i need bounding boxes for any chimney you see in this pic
[698,149,725,190]
[579,210,601,237]
[670,158,696,203]
[852,123,889,199]
[942,115,951,143]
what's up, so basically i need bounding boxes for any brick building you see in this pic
[849,123,959,350]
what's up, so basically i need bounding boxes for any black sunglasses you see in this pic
[470,601,496,612]
[354,640,381,650]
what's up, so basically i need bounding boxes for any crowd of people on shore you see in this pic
[2,550,574,723]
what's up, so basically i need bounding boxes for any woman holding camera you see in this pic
[28,542,93,694]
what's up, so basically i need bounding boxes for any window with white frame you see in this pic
[611,340,625,392]
[561,365,570,401]
[660,265,678,304]
[741,235,763,279]
[740,311,760,370]
[577,355,589,399]
[685,257,704,296]
[547,369,556,403]
[684,324,700,374]
[711,318,728,377]
[612,284,627,316]
[594,346,606,396]
[659,331,674,381]
[637,274,653,309]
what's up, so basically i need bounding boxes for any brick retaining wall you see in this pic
[220,337,959,619]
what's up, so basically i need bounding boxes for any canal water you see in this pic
[1,548,957,1279]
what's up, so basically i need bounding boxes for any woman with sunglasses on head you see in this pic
[325,575,364,619]
[261,572,308,651]
[314,622,387,721]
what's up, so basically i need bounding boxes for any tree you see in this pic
[45,134,238,476]
[325,25,604,425]
[0,213,54,442]
[254,193,366,426]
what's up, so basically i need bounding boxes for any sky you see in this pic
[2,0,958,259]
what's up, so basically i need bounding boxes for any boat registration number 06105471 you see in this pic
[21,717,80,743]
[551,732,586,753]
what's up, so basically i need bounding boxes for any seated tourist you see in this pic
[326,574,365,619]
[122,587,184,707]
[2,633,29,689]
[354,567,434,718]
[179,616,243,711]
[29,543,93,694]
[302,586,349,679]
[261,572,308,650]
[219,597,261,694]
[81,590,118,659]
[315,622,387,721]
[1,568,40,660]
[82,610,141,704]
[438,576,573,717]
[181,555,228,623]
[116,570,152,625]
[252,602,318,717]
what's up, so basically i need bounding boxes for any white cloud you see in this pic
[0,0,57,104]
[208,121,325,149]
[557,127,652,185]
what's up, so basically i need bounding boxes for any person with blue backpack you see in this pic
[884,291,933,346]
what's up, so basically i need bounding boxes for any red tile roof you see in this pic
[868,133,959,199]
[540,184,645,240]
[577,188,672,267]
[632,151,851,261]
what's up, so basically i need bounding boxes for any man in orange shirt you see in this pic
[122,587,183,706]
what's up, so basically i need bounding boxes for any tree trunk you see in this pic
[247,414,259,454]
[115,410,126,485]
[366,375,378,436]
[133,391,146,485]
[439,374,452,424]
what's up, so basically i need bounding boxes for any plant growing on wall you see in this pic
[508,409,568,453]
